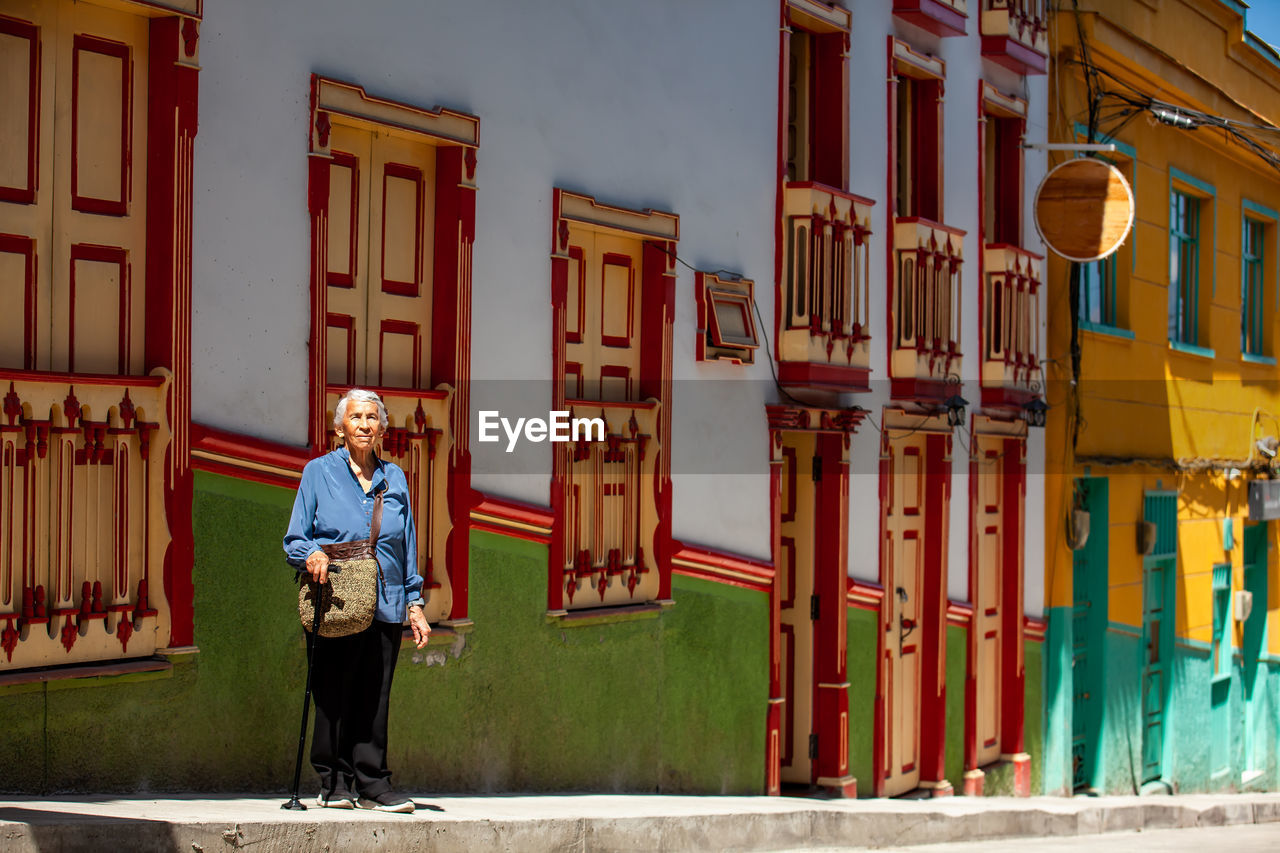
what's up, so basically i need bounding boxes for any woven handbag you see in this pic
[298,492,385,637]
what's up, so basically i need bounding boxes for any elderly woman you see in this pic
[283,388,430,813]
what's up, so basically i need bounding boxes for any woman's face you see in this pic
[338,400,383,453]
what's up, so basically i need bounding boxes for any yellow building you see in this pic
[1045,0,1280,794]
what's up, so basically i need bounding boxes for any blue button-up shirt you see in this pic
[283,447,423,623]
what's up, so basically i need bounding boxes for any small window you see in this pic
[1211,563,1231,679]
[1168,188,1207,347]
[1242,215,1270,358]
[1076,257,1116,327]
[697,273,759,364]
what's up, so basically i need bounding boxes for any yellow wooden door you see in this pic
[884,430,926,796]
[564,227,642,402]
[779,432,816,784]
[0,0,147,375]
[974,436,1003,767]
[324,124,434,390]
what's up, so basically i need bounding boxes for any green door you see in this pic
[1141,492,1177,785]
[1242,524,1269,776]
[1071,478,1108,791]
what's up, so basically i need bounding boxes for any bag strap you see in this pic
[370,491,383,544]
[370,491,385,589]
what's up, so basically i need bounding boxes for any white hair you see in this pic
[333,389,388,434]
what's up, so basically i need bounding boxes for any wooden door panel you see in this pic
[564,229,643,403]
[0,15,38,203]
[366,134,432,388]
[974,436,1004,767]
[884,431,927,795]
[779,433,816,785]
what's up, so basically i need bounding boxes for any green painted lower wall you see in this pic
[0,471,767,795]
[944,624,967,788]
[1043,610,1280,795]
[846,605,877,793]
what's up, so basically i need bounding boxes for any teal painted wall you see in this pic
[0,472,768,795]
[1043,615,1280,795]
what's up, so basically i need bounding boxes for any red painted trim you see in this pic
[566,245,585,344]
[189,423,309,489]
[324,313,356,386]
[918,432,949,786]
[0,235,37,369]
[68,244,129,375]
[145,15,198,649]
[766,450,783,795]
[599,252,635,348]
[845,577,884,610]
[946,600,973,626]
[377,318,421,388]
[777,361,870,392]
[872,427,890,797]
[430,144,474,621]
[773,6,791,382]
[379,162,424,297]
[671,541,773,593]
[470,493,554,545]
[71,34,132,217]
[326,151,359,288]
[0,15,39,204]
[1000,437,1027,753]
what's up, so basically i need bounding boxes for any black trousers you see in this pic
[308,619,402,798]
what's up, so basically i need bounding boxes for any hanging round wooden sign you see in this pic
[1033,158,1135,262]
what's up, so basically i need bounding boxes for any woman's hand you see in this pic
[305,549,330,584]
[408,605,431,649]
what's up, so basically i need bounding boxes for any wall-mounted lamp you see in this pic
[944,394,968,428]
[1023,398,1048,428]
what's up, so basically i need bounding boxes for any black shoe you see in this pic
[357,790,415,813]
[315,789,356,809]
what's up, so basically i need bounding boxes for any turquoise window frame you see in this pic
[1211,563,1232,684]
[1075,255,1117,328]
[1242,218,1265,356]
[1241,199,1277,360]
[1168,188,1202,346]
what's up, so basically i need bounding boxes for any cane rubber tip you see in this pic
[281,797,308,810]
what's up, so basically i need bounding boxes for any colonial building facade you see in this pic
[0,0,1053,799]
[1044,0,1280,795]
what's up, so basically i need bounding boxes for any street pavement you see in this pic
[0,791,1278,852]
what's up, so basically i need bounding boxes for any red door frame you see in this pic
[765,405,863,796]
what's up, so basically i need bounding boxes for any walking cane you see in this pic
[282,579,325,810]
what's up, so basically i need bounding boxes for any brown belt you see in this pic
[321,540,375,560]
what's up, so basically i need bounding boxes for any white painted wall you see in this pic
[190,0,1047,576]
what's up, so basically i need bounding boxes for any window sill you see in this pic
[545,600,672,628]
[1168,340,1216,359]
[1211,672,1232,687]
[1079,321,1135,340]
[1242,353,1277,366]
[0,655,179,696]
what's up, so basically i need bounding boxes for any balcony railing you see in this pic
[982,244,1042,403]
[892,217,965,393]
[325,383,454,622]
[560,398,660,610]
[0,370,171,668]
[981,0,1047,74]
[780,181,875,391]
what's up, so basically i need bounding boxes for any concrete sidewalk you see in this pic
[1,791,1278,852]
